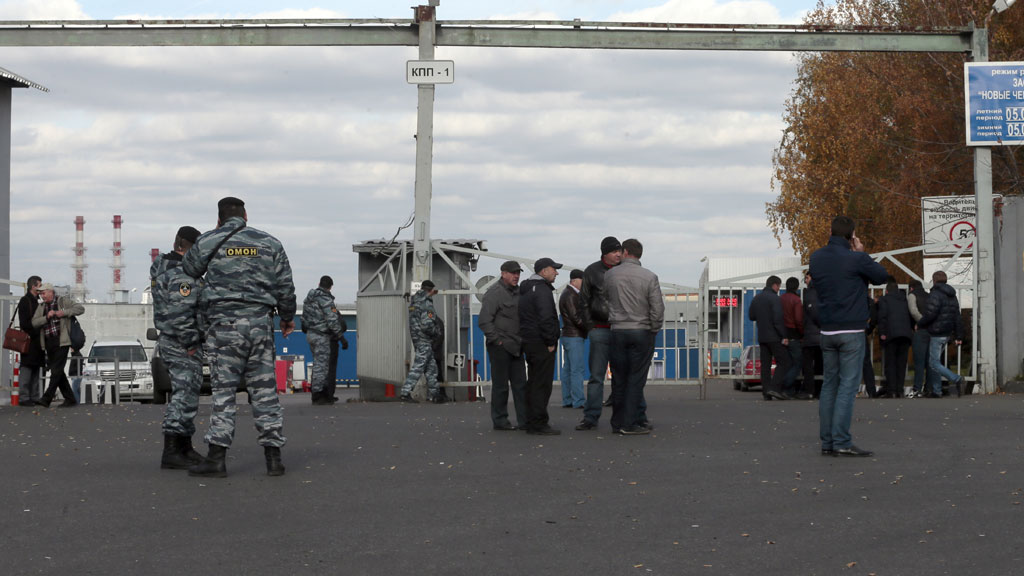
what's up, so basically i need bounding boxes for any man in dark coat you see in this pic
[519,257,563,435]
[906,279,931,398]
[747,275,791,401]
[16,276,45,406]
[877,279,913,398]
[809,215,888,457]
[801,271,823,398]
[917,270,965,398]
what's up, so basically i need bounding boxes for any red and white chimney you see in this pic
[70,216,88,302]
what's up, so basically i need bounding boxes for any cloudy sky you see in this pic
[1,0,819,303]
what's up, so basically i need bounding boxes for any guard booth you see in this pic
[353,239,483,401]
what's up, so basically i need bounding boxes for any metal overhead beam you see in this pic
[0,20,972,53]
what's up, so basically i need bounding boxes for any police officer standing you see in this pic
[183,197,296,478]
[152,225,205,469]
[400,280,443,403]
[303,275,347,406]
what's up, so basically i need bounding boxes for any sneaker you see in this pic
[526,426,561,436]
[574,420,597,431]
[58,399,78,408]
[906,390,918,399]
[620,426,650,435]
[399,394,419,403]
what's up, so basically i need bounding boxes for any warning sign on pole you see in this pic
[921,195,1000,255]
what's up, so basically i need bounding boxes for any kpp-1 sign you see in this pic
[406,60,455,84]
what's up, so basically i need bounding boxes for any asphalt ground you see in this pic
[2,380,1023,576]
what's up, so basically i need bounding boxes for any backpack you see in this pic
[69,316,86,350]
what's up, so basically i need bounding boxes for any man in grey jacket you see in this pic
[605,239,664,435]
[479,261,527,430]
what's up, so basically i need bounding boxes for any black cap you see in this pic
[500,261,523,274]
[601,236,622,255]
[569,269,584,280]
[217,196,245,211]
[319,275,334,289]
[421,280,436,291]
[534,257,563,273]
[176,226,201,244]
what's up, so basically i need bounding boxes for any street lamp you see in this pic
[130,287,137,304]
[987,0,1017,24]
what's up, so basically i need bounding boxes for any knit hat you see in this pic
[601,236,622,255]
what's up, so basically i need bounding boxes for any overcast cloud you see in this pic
[0,0,815,303]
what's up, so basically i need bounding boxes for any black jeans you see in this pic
[609,330,656,431]
[43,343,74,402]
[488,344,527,428]
[801,345,823,397]
[326,339,339,398]
[882,337,911,397]
[759,341,791,397]
[522,340,556,431]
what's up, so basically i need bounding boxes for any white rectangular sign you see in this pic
[406,60,454,84]
[923,257,973,310]
[920,195,1000,255]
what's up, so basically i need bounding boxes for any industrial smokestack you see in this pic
[110,215,128,303]
[70,216,88,302]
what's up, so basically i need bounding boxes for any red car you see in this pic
[732,345,776,392]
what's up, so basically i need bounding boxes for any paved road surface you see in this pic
[2,381,1023,575]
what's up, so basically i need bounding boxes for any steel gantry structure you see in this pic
[0,3,1004,392]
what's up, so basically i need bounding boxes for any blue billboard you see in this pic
[965,61,1024,146]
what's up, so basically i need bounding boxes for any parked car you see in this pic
[82,340,155,402]
[147,328,237,404]
[731,345,776,392]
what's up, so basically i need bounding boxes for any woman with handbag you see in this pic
[16,276,46,406]
[32,283,85,408]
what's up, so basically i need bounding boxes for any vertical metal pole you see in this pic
[0,87,12,393]
[412,4,436,286]
[972,27,998,394]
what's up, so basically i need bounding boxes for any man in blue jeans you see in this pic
[809,216,888,457]
[916,270,965,398]
[575,236,623,431]
[559,269,587,409]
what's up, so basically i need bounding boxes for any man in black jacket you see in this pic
[906,279,931,398]
[917,270,965,398]
[748,275,791,401]
[877,280,913,398]
[576,236,623,431]
[519,257,562,435]
[801,271,823,398]
[16,275,45,406]
[479,260,527,430]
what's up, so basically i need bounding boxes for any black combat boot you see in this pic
[161,434,192,470]
[181,436,204,465]
[265,446,285,476]
[311,392,332,406]
[188,445,227,478]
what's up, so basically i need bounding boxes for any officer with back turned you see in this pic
[400,280,443,403]
[152,225,205,470]
[303,275,346,406]
[183,197,296,478]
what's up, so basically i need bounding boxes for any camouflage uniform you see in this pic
[151,252,203,436]
[183,216,296,449]
[400,289,440,398]
[302,287,345,395]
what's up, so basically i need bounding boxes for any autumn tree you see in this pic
[769,0,1024,268]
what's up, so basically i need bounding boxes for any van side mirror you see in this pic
[146,328,158,341]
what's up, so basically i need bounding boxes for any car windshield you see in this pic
[89,345,147,363]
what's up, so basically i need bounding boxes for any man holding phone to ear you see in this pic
[809,216,888,457]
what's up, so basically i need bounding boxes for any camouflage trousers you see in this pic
[401,337,439,397]
[159,338,203,437]
[306,331,333,394]
[204,314,285,448]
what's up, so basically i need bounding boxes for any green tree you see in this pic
[769,0,1024,268]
